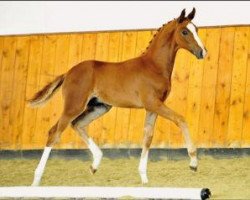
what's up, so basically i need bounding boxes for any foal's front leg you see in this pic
[146,99,198,171]
[139,112,157,184]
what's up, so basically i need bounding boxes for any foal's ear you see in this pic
[177,9,186,23]
[187,7,196,20]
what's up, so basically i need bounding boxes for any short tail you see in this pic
[28,74,65,108]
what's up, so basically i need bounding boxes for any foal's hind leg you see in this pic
[32,114,77,186]
[32,98,90,186]
[71,98,111,173]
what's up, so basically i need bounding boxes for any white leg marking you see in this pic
[190,157,198,168]
[187,23,207,57]
[88,138,103,170]
[32,147,52,186]
[180,123,198,168]
[139,150,149,184]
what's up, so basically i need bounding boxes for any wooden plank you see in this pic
[212,27,235,147]
[128,30,152,147]
[198,28,221,147]
[9,36,31,149]
[0,37,4,146]
[114,31,137,147]
[168,49,191,148]
[0,37,4,91]
[101,32,122,147]
[52,34,71,149]
[81,33,97,61]
[88,32,109,146]
[227,27,249,147]
[0,37,17,149]
[186,29,207,147]
[242,27,250,147]
[67,33,84,68]
[22,35,44,149]
[34,35,58,149]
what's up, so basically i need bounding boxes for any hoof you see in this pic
[90,165,97,174]
[189,166,197,172]
[200,188,211,200]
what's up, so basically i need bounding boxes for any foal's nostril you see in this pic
[199,50,203,58]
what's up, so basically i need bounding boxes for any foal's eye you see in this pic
[182,30,188,36]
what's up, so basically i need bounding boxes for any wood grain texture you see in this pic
[0,37,17,149]
[22,36,44,149]
[212,28,235,147]
[9,36,31,149]
[227,27,249,147]
[242,27,250,147]
[198,28,221,147]
[0,26,250,149]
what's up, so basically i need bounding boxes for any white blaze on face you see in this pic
[187,23,207,58]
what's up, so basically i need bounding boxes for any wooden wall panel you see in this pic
[198,28,221,147]
[0,37,17,149]
[212,28,235,147]
[9,36,31,149]
[242,27,250,147]
[22,36,44,149]
[227,27,249,147]
[0,25,250,150]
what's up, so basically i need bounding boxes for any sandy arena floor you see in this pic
[0,156,249,199]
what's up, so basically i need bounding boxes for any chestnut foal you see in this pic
[29,8,207,186]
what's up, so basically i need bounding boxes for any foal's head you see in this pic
[174,8,207,59]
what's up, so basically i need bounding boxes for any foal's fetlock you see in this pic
[189,155,198,171]
[188,148,198,171]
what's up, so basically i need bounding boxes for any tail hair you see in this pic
[28,74,65,108]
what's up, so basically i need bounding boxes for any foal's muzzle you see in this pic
[195,48,207,59]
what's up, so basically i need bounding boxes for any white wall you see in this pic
[0,1,249,35]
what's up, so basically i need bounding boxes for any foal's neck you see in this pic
[143,21,178,78]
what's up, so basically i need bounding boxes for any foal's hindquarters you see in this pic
[31,62,108,186]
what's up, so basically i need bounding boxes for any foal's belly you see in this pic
[93,89,144,108]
